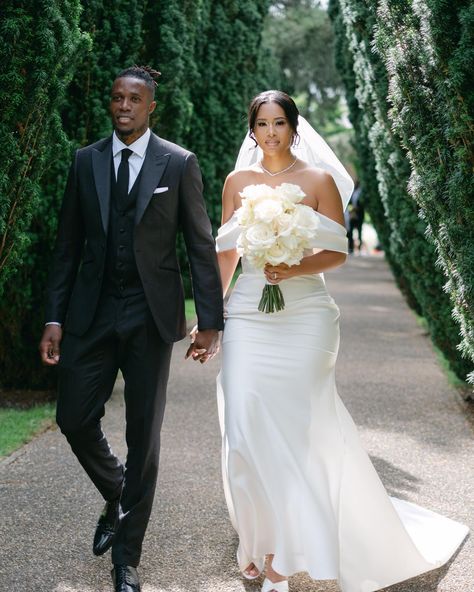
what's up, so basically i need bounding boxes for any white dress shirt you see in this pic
[46,129,152,326]
[112,127,151,192]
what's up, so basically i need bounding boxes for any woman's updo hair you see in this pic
[248,90,300,146]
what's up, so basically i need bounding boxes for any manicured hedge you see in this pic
[0,0,271,388]
[329,0,473,383]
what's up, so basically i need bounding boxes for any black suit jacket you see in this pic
[45,132,223,342]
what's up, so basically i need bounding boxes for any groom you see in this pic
[39,65,223,591]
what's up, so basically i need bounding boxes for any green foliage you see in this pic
[264,1,344,133]
[0,1,84,288]
[142,0,272,295]
[141,0,199,146]
[329,0,474,383]
[373,0,474,382]
[0,0,147,389]
[186,0,272,226]
[0,0,271,389]
[0,0,85,388]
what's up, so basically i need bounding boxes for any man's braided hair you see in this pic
[115,65,161,97]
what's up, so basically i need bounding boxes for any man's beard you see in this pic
[114,126,134,137]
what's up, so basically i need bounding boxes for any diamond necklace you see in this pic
[259,157,297,177]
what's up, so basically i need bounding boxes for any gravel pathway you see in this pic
[0,256,471,592]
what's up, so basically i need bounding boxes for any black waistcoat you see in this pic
[103,162,144,297]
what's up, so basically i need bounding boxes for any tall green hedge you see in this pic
[0,1,84,291]
[0,0,85,389]
[0,0,272,389]
[374,0,474,383]
[141,0,272,294]
[185,0,272,227]
[329,0,473,383]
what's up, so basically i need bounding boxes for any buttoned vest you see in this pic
[103,161,144,297]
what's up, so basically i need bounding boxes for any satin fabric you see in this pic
[216,205,468,591]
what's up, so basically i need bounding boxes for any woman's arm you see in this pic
[218,172,241,296]
[218,249,240,296]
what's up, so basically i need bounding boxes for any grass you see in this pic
[0,403,55,459]
[184,268,242,326]
[185,298,197,323]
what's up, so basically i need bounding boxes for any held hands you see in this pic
[185,327,220,364]
[264,263,295,285]
[39,325,63,365]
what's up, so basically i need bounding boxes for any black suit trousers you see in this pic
[56,292,173,566]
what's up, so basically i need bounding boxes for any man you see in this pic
[347,181,364,254]
[39,65,223,592]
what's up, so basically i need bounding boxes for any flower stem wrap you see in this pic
[258,284,285,313]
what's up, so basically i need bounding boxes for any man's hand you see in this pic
[39,325,63,366]
[185,328,220,364]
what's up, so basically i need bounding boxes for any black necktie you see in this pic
[116,148,133,210]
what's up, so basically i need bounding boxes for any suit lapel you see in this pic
[91,137,112,234]
[135,134,171,225]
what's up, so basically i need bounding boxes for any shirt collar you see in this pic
[112,128,151,159]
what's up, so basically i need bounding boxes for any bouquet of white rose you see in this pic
[236,183,320,313]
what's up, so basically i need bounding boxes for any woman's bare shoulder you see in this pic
[225,166,264,192]
[298,163,334,185]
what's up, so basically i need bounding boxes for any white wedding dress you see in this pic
[216,199,468,592]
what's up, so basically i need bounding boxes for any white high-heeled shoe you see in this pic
[261,577,289,592]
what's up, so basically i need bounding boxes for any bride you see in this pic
[215,90,468,592]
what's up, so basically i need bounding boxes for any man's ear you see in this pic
[149,100,157,115]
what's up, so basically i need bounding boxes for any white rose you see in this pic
[236,203,255,226]
[277,183,306,204]
[253,198,284,224]
[265,242,288,265]
[244,223,277,250]
[240,184,277,203]
[246,252,268,269]
[278,233,300,252]
[276,212,297,237]
[294,204,319,237]
[265,240,302,266]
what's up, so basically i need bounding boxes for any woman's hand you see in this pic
[264,263,297,284]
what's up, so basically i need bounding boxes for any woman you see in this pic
[215,90,467,592]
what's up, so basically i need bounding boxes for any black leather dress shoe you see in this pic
[111,565,141,592]
[93,493,123,556]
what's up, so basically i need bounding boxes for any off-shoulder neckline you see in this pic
[220,207,347,234]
